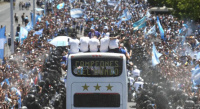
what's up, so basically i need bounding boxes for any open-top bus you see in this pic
[66,52,127,109]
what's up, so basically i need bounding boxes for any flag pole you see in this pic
[33,0,36,27]
[10,0,14,54]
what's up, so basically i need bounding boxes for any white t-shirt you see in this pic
[80,37,89,52]
[69,38,80,54]
[109,39,119,49]
[132,69,140,77]
[128,77,135,86]
[133,81,143,91]
[88,38,100,52]
[100,37,110,52]
[101,32,110,38]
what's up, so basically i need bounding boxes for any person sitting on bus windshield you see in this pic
[119,43,131,60]
[79,34,90,52]
[68,33,80,54]
[88,35,100,52]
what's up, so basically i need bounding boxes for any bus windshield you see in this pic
[71,57,123,77]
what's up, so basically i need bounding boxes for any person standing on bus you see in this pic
[68,33,80,54]
[88,35,100,52]
[101,26,110,38]
[80,35,90,52]
[88,27,100,39]
[100,35,120,52]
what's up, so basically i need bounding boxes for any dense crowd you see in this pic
[0,0,200,108]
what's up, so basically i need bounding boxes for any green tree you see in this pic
[166,0,200,21]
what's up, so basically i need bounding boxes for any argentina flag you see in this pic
[69,0,75,3]
[152,43,162,66]
[35,8,44,11]
[147,25,157,36]
[107,0,117,6]
[19,27,28,45]
[57,2,65,9]
[96,0,101,3]
[0,26,6,60]
[70,8,84,18]
[133,16,146,30]
[25,22,33,31]
[119,9,132,21]
[157,16,165,40]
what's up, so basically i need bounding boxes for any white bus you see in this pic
[66,52,127,109]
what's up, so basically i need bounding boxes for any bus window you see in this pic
[72,57,123,77]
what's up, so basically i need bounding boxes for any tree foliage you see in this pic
[148,0,200,21]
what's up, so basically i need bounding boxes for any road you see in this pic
[128,101,137,109]
[0,0,34,57]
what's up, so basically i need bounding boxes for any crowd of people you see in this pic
[0,0,200,108]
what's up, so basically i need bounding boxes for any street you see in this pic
[0,0,34,57]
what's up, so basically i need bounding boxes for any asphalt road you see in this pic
[0,0,35,58]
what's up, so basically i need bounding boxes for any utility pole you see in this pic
[10,0,14,54]
[44,0,47,16]
[33,0,36,27]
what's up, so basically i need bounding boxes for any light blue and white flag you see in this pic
[114,0,120,10]
[1,78,10,86]
[115,20,122,28]
[121,9,132,21]
[107,0,117,6]
[192,68,200,85]
[35,8,44,11]
[25,22,33,31]
[36,14,43,23]
[11,87,21,97]
[146,9,151,18]
[144,27,147,39]
[152,43,162,66]
[70,8,84,18]
[19,27,28,45]
[133,16,146,30]
[157,16,165,40]
[96,0,101,3]
[69,0,75,3]
[57,2,65,9]
[147,25,157,36]
[0,26,6,61]
[33,29,43,36]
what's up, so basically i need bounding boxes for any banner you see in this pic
[133,16,146,30]
[0,26,6,60]
[107,0,117,6]
[70,8,84,18]
[152,43,162,66]
[57,2,65,9]
[157,16,165,40]
[19,27,28,45]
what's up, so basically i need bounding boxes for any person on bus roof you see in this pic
[119,43,130,60]
[68,33,80,54]
[88,35,100,52]
[88,26,100,39]
[80,34,90,52]
[100,35,120,52]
